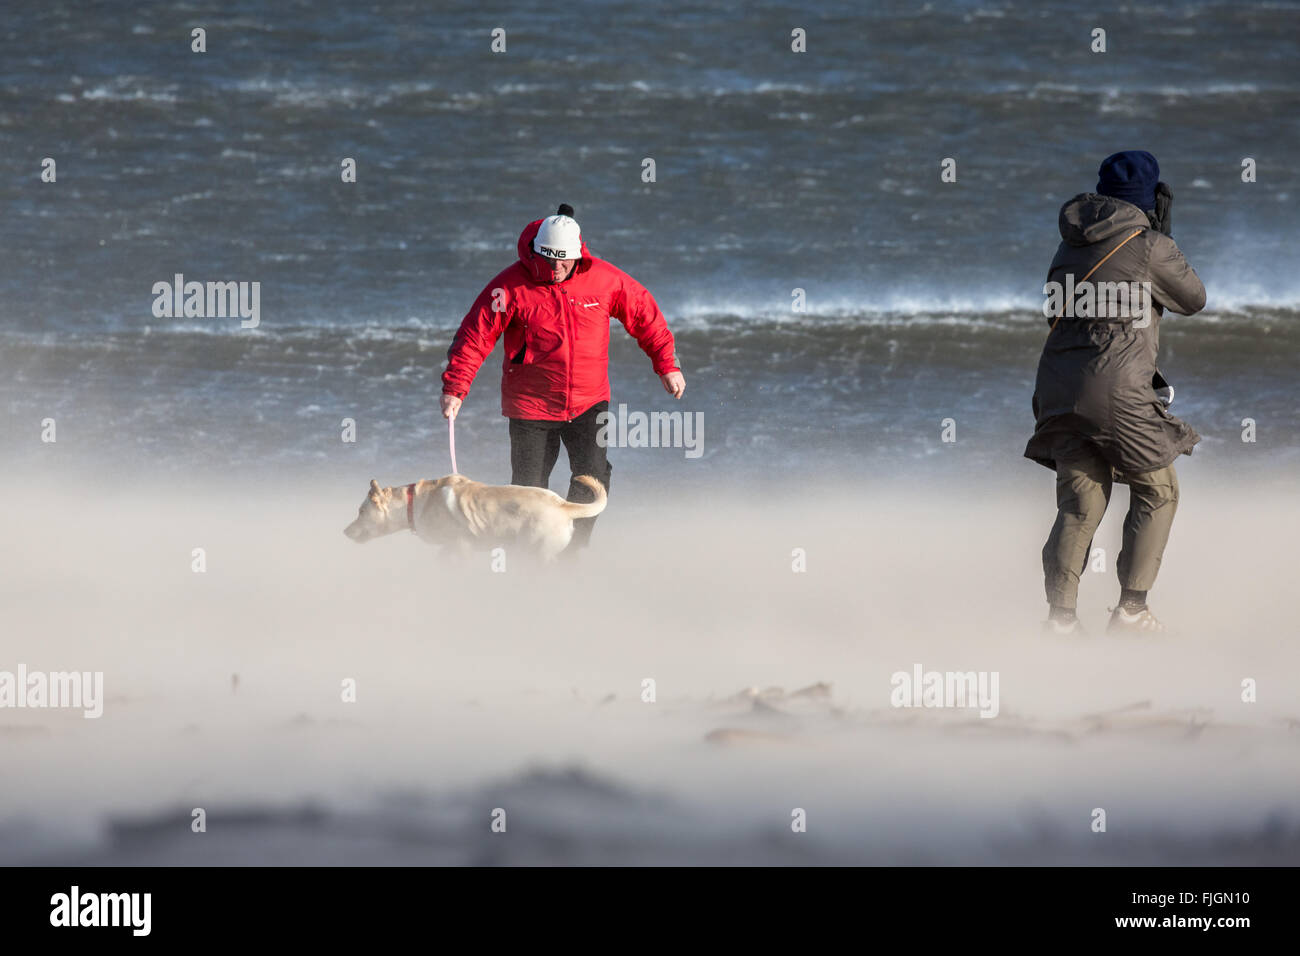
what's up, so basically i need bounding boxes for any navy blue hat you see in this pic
[1097,150,1160,211]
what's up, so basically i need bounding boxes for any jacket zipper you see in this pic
[562,285,574,420]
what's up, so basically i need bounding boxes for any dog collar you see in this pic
[405,483,417,532]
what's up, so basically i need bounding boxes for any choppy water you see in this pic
[2,0,1298,481]
[2,306,1297,482]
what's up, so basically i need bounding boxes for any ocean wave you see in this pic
[10,293,1298,344]
[1017,81,1266,98]
[56,74,1290,117]
[79,82,179,104]
[673,284,1300,324]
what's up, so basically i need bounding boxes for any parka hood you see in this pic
[1058,193,1150,247]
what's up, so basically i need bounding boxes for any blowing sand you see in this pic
[1,470,1297,865]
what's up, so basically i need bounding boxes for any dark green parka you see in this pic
[1024,193,1206,475]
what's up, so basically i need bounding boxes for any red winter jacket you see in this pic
[441,219,680,421]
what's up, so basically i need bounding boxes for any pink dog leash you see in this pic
[448,415,459,475]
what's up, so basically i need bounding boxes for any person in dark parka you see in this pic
[1025,150,1206,635]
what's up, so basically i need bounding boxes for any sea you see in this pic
[3,0,1298,488]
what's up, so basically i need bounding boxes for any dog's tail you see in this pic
[562,475,608,519]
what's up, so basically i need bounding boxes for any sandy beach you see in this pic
[3,471,1296,865]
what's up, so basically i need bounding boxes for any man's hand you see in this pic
[660,370,685,399]
[440,394,462,419]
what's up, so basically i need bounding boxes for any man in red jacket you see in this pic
[440,204,685,551]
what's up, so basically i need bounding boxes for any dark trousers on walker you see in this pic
[509,399,611,549]
[1043,436,1179,609]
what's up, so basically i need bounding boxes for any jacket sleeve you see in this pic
[441,278,512,399]
[609,267,680,375]
[1147,235,1206,316]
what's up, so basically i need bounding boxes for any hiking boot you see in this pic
[1106,604,1167,635]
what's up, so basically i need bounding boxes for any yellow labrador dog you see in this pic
[343,474,606,562]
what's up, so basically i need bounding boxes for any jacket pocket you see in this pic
[508,313,556,366]
[523,318,563,361]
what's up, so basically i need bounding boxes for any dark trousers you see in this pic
[509,400,612,549]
